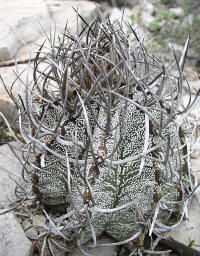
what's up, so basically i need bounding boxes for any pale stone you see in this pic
[192,158,200,184]
[0,142,23,207]
[0,63,33,130]
[45,0,98,33]
[22,220,32,231]
[25,227,38,240]
[169,7,184,18]
[191,151,199,159]
[0,212,33,256]
[0,0,50,61]
[14,37,47,64]
[140,12,156,28]
[141,0,154,14]
[109,7,138,23]
[32,214,46,228]
[0,34,22,62]
[0,99,18,131]
[0,1,98,64]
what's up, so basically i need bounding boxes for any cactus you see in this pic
[1,9,198,255]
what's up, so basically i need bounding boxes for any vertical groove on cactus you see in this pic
[1,8,199,255]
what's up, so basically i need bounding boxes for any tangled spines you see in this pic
[9,9,198,254]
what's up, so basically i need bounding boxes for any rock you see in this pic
[109,1,154,28]
[71,238,118,256]
[0,212,33,256]
[140,11,155,28]
[2,37,46,66]
[22,220,32,231]
[0,99,18,131]
[0,1,98,65]
[0,32,22,63]
[46,0,98,33]
[0,63,32,130]
[192,158,200,183]
[162,197,200,256]
[32,214,46,228]
[169,7,184,18]
[109,7,137,24]
[141,0,154,15]
[191,151,199,159]
[25,227,38,240]
[0,142,23,207]
[0,0,51,61]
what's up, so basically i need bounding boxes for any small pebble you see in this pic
[191,152,199,159]
[25,227,38,240]
[32,214,46,228]
[22,220,32,231]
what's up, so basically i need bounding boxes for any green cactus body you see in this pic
[71,103,183,243]
[31,96,185,243]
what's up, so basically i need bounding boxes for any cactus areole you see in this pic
[8,9,198,254]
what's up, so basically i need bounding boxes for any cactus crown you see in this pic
[1,8,198,255]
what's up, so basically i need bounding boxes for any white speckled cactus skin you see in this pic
[12,9,197,254]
